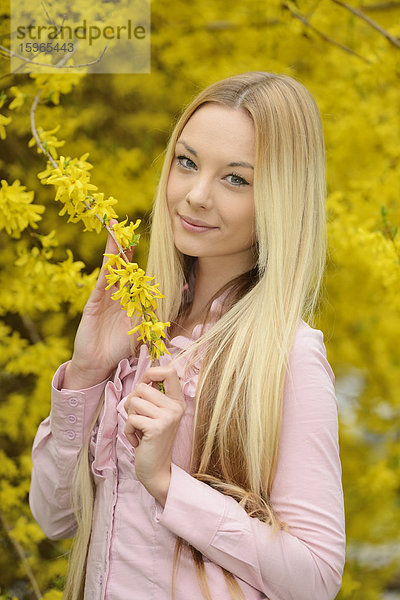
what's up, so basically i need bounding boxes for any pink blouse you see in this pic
[29,300,345,600]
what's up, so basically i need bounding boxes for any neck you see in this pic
[190,254,254,318]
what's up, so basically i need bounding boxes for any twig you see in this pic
[21,315,42,344]
[0,509,43,600]
[30,91,58,169]
[0,44,108,69]
[0,24,78,77]
[142,305,164,363]
[205,18,281,30]
[40,0,63,30]
[361,1,400,10]
[331,0,400,48]
[30,90,129,261]
[0,43,72,79]
[305,0,324,19]
[283,2,372,63]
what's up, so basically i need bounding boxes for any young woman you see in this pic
[30,71,346,600]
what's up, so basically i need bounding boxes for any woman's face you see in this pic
[167,103,256,273]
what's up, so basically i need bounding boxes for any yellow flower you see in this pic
[112,217,141,249]
[30,73,84,105]
[38,155,118,231]
[150,320,170,339]
[81,193,118,232]
[128,319,170,360]
[0,113,12,140]
[30,230,58,258]
[8,86,25,111]
[149,337,170,361]
[0,179,44,238]
[103,252,169,359]
[28,124,66,160]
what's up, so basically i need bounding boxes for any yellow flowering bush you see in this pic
[0,0,399,598]
[0,179,44,237]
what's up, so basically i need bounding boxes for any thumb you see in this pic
[123,244,135,264]
[90,220,120,295]
[101,219,120,269]
[102,219,136,268]
[142,367,184,402]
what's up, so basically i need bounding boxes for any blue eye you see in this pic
[226,173,249,187]
[176,155,197,170]
[175,154,249,187]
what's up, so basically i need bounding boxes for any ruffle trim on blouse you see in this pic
[90,290,229,475]
[91,356,139,476]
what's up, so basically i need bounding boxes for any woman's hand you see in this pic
[124,366,186,506]
[63,220,135,389]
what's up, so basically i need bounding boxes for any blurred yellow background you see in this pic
[0,1,399,598]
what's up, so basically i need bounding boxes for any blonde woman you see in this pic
[30,71,345,600]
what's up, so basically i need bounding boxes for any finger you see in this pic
[125,383,166,411]
[125,395,161,419]
[125,414,151,445]
[101,219,120,269]
[127,430,140,447]
[141,367,184,402]
[123,246,135,264]
[124,421,143,447]
[130,427,144,447]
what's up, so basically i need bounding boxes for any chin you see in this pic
[172,235,201,257]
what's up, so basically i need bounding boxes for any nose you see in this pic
[185,176,212,210]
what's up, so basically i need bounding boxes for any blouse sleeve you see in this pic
[29,361,110,540]
[155,322,346,600]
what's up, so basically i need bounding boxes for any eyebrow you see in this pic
[176,139,254,170]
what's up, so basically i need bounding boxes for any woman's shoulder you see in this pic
[280,320,338,425]
[291,318,328,355]
[288,319,335,386]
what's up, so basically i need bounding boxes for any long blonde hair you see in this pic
[64,71,326,599]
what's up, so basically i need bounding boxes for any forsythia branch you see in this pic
[28,82,170,364]
[30,88,128,261]
[0,43,108,70]
[0,509,43,600]
[282,1,372,63]
[21,314,42,344]
[331,0,400,48]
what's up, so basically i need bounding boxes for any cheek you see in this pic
[233,201,256,238]
[166,172,180,212]
[166,189,175,219]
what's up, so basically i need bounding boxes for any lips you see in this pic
[180,215,216,227]
[179,215,218,233]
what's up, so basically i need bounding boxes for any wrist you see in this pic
[63,361,110,390]
[141,467,172,507]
